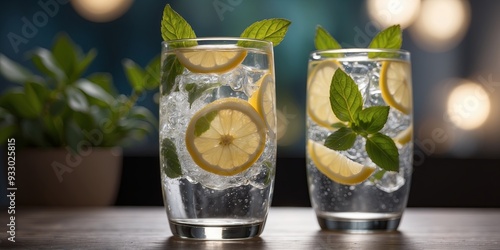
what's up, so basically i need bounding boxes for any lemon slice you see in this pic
[175,45,247,73]
[248,74,276,136]
[308,140,376,185]
[307,60,342,129]
[186,98,266,176]
[379,61,412,114]
[394,125,413,145]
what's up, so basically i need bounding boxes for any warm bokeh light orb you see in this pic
[409,0,470,51]
[72,0,134,22]
[447,81,491,130]
[367,0,421,29]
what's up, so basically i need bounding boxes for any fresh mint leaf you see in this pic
[314,25,342,50]
[324,127,357,151]
[161,4,197,47]
[366,132,399,172]
[368,25,402,58]
[239,18,291,46]
[356,106,389,134]
[161,54,184,96]
[368,25,402,50]
[194,110,218,137]
[185,82,220,108]
[122,59,145,93]
[329,69,363,123]
[162,138,182,178]
[331,122,347,129]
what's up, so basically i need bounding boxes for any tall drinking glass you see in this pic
[306,49,413,231]
[160,38,276,239]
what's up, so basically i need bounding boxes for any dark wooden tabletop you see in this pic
[1,207,499,249]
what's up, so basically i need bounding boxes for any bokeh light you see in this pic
[366,0,421,29]
[447,80,491,130]
[71,0,134,22]
[409,0,470,52]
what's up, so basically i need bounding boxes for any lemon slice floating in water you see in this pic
[393,125,413,146]
[248,74,276,136]
[185,98,266,176]
[379,61,412,114]
[175,45,247,74]
[307,60,342,129]
[308,140,376,185]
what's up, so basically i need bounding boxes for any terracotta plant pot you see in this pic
[16,147,122,206]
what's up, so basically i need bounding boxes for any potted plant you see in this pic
[0,33,159,206]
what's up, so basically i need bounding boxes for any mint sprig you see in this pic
[366,133,399,172]
[194,110,218,137]
[314,25,342,50]
[161,138,182,178]
[161,4,196,43]
[326,69,399,172]
[313,24,402,54]
[240,18,291,46]
[185,82,220,108]
[316,24,403,172]
[329,70,362,123]
[324,127,356,151]
[368,25,402,58]
[368,25,402,50]
[355,106,390,135]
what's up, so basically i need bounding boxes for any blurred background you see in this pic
[1,0,499,207]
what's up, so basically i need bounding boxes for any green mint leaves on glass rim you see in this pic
[161,4,291,46]
[317,24,403,173]
[315,25,342,50]
[239,18,291,46]
[160,4,291,97]
[161,5,196,43]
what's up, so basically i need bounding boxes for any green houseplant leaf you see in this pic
[0,32,159,150]
[0,54,37,84]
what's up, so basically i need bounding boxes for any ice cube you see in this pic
[375,171,405,193]
[220,66,246,91]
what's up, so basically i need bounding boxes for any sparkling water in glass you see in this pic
[160,38,276,239]
[306,49,413,231]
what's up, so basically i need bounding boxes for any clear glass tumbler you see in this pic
[306,49,413,231]
[160,38,276,239]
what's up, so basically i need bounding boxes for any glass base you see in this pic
[316,212,402,232]
[169,220,265,240]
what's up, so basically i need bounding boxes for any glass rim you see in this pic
[161,37,273,46]
[311,48,410,56]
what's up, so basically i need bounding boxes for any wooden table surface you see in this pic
[1,207,499,249]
